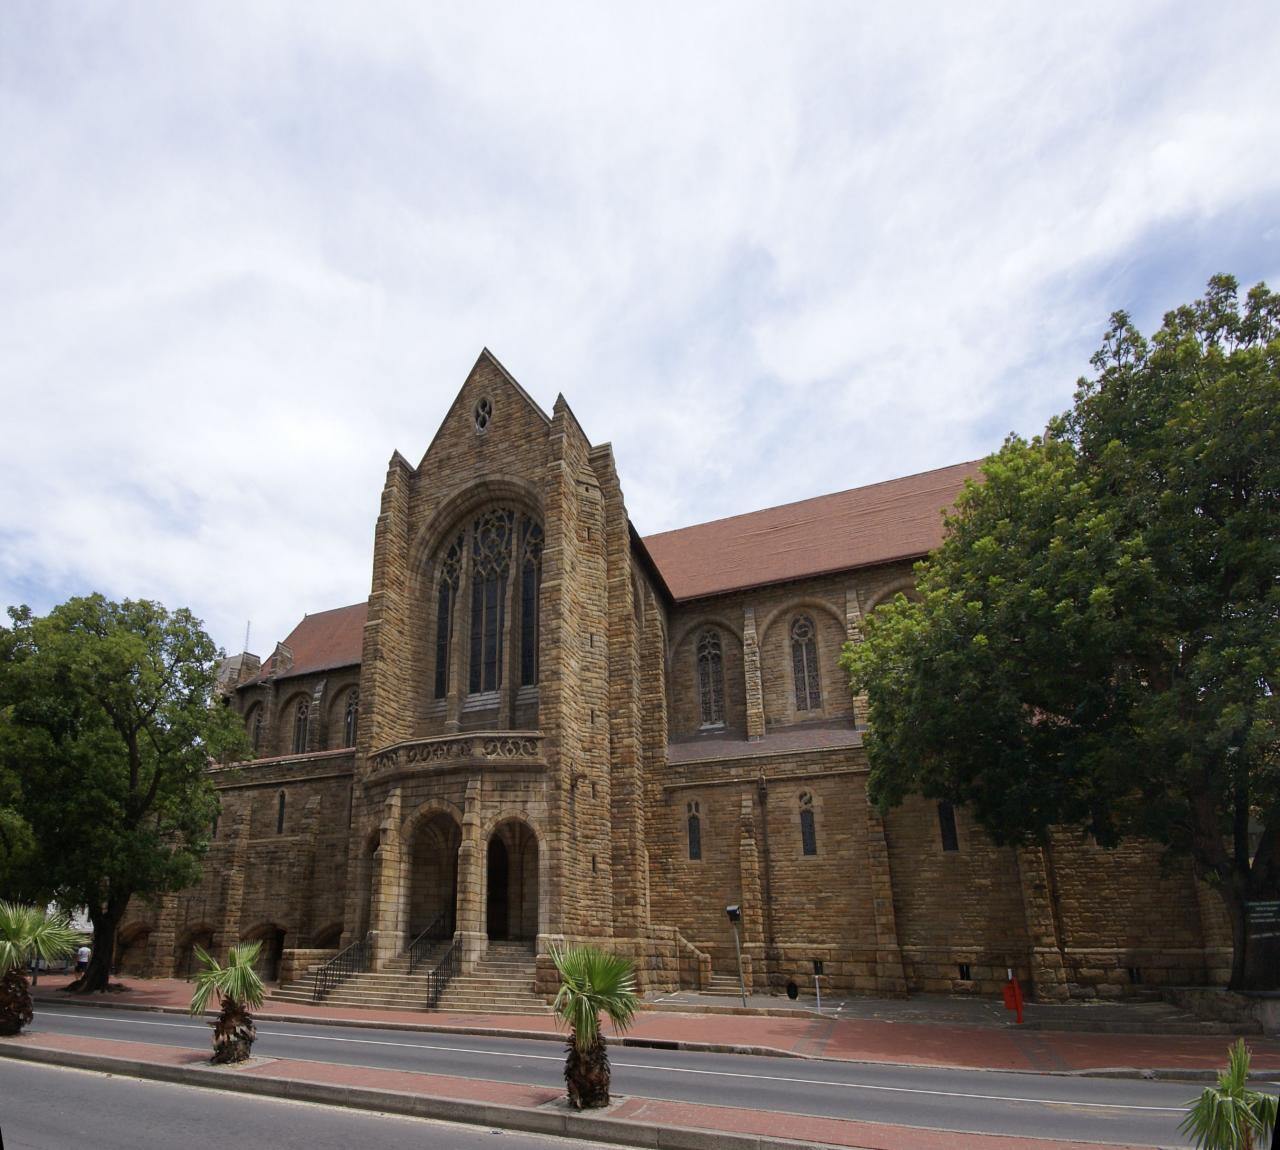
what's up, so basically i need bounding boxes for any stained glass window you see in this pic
[292,699,309,754]
[697,630,724,726]
[791,616,821,711]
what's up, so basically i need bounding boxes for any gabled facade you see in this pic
[118,352,1232,1000]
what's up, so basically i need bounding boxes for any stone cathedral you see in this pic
[118,351,1231,1003]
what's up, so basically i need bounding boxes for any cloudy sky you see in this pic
[2,2,1278,656]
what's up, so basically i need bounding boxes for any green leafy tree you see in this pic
[189,940,265,1063]
[551,944,639,1109]
[0,901,80,1034]
[1180,1040,1278,1150]
[0,595,248,992]
[843,276,1279,990]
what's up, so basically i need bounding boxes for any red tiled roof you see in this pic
[667,722,863,764]
[244,602,367,685]
[642,460,982,602]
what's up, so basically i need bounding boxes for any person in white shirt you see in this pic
[76,944,91,974]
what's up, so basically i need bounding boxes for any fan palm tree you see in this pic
[551,944,639,1109]
[1179,1040,1278,1150]
[188,941,266,1064]
[0,902,80,1035]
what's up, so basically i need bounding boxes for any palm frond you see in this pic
[551,944,638,1052]
[188,940,265,1015]
[1179,1040,1278,1149]
[0,901,79,976]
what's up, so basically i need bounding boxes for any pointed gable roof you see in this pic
[242,602,368,685]
[642,460,982,602]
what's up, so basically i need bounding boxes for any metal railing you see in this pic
[423,941,460,1009]
[406,914,448,976]
[312,932,373,1003]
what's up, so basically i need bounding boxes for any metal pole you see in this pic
[814,973,822,1016]
[732,922,747,1007]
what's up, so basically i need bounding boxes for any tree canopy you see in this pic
[843,276,1279,990]
[0,595,247,990]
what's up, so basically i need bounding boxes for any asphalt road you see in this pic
[25,1001,1224,1146]
[0,1058,619,1150]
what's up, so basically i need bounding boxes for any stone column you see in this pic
[454,776,486,972]
[864,799,908,993]
[742,606,765,741]
[370,787,403,968]
[844,586,869,726]
[737,792,764,993]
[1015,845,1069,1001]
[145,893,179,977]
[213,806,251,960]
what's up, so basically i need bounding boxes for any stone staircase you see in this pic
[435,941,552,1015]
[704,971,745,997]
[270,940,452,1010]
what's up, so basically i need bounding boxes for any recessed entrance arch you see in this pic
[409,812,461,939]
[486,820,539,941]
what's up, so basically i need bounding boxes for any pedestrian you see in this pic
[76,943,90,974]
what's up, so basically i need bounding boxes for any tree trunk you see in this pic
[74,894,129,993]
[563,1034,611,1109]
[1223,874,1249,992]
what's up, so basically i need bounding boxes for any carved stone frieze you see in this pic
[367,732,544,775]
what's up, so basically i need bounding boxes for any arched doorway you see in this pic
[115,926,151,976]
[243,923,286,981]
[486,820,539,941]
[409,812,461,941]
[174,926,214,978]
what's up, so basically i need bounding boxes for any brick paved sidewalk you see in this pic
[32,976,1280,1076]
[0,1029,1163,1150]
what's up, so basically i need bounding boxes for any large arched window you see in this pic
[791,615,821,712]
[343,690,359,747]
[432,506,543,699]
[696,629,725,726]
[292,699,309,754]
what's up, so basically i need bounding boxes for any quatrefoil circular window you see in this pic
[474,397,493,433]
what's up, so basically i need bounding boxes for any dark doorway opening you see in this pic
[487,836,510,940]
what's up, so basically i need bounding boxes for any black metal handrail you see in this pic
[423,941,460,1009]
[406,914,448,976]
[312,932,373,1003]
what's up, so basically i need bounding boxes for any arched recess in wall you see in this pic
[409,481,546,727]
[757,600,849,726]
[279,691,311,755]
[114,923,151,976]
[861,578,922,614]
[173,924,215,979]
[243,703,265,757]
[669,619,746,736]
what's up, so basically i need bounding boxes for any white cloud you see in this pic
[2,0,1279,653]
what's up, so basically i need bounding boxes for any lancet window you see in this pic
[434,533,463,698]
[431,507,543,699]
[791,615,822,712]
[292,699,309,754]
[696,629,725,726]
[687,801,702,860]
[799,791,818,856]
[343,690,359,747]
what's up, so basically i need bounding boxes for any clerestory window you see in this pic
[791,615,822,712]
[696,629,725,726]
[292,699,309,754]
[343,690,359,747]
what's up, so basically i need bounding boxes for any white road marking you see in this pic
[39,1009,1186,1113]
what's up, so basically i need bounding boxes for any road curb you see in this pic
[0,1041,827,1150]
[33,993,805,1060]
[31,992,1280,1082]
